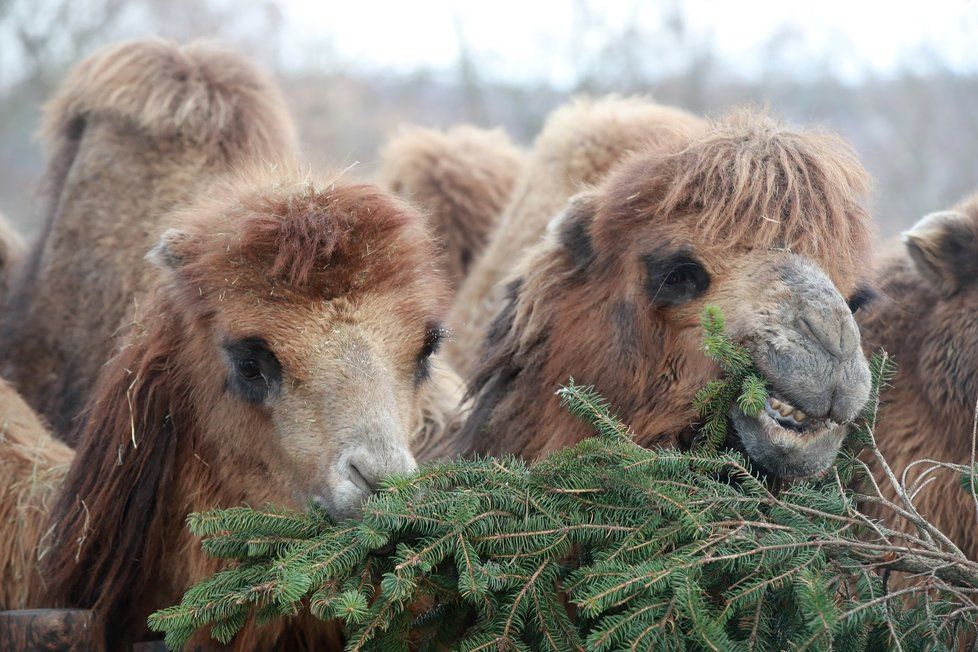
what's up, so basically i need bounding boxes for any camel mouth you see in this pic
[759,393,839,435]
[727,390,848,479]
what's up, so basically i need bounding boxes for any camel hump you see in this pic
[529,95,706,191]
[39,38,297,162]
[379,124,526,287]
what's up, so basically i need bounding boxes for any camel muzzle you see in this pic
[724,254,872,478]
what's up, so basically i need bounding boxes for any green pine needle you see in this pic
[147,307,976,651]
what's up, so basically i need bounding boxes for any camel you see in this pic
[858,194,978,558]
[0,38,298,438]
[422,110,877,483]
[1,170,449,649]
[441,97,706,376]
[379,125,526,292]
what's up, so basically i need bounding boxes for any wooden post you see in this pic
[0,609,94,651]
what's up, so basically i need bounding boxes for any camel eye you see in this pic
[847,285,877,314]
[643,250,711,307]
[224,337,282,404]
[415,325,446,385]
[237,359,261,380]
[664,268,691,285]
[421,327,445,359]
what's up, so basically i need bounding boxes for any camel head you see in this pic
[462,111,876,479]
[148,172,448,520]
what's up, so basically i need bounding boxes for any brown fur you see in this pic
[0,211,25,304]
[0,378,71,610]
[0,38,298,438]
[858,194,978,558]
[379,125,526,291]
[1,169,448,648]
[445,97,706,377]
[423,110,873,467]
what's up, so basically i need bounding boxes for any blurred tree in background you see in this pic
[2,0,977,239]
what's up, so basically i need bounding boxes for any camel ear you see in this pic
[146,228,192,270]
[902,210,977,296]
[547,192,599,268]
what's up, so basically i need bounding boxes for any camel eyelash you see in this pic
[415,325,447,385]
[421,326,447,359]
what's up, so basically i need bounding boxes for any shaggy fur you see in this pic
[0,38,298,438]
[0,169,450,648]
[422,110,874,469]
[379,125,526,291]
[0,378,71,610]
[445,96,706,376]
[858,194,978,558]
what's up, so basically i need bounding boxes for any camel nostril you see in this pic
[347,461,377,495]
[800,315,845,360]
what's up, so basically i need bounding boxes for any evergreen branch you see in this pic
[149,307,978,650]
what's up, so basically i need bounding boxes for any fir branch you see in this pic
[149,307,978,651]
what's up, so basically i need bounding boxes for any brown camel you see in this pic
[379,125,526,292]
[442,96,706,376]
[423,110,876,482]
[0,38,298,438]
[858,194,978,558]
[0,170,449,649]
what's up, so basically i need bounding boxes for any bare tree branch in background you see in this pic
[2,0,978,239]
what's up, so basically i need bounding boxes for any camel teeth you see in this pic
[770,398,782,409]
[778,404,793,417]
[793,409,807,421]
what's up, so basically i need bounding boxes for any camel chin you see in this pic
[729,397,848,480]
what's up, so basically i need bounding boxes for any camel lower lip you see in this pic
[729,406,848,478]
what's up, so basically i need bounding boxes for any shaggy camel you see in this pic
[424,111,877,482]
[1,171,449,649]
[0,38,298,438]
[858,194,978,558]
[379,125,526,292]
[442,97,706,376]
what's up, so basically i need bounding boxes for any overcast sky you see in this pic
[279,0,978,85]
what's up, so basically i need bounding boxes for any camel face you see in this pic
[587,217,872,478]
[147,176,448,522]
[209,299,431,521]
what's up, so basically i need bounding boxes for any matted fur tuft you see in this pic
[380,125,526,290]
[40,38,297,160]
[158,168,444,299]
[600,109,874,274]
[445,96,705,376]
[43,316,183,644]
